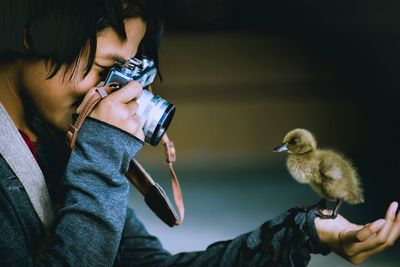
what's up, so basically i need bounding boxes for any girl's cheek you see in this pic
[75,71,101,95]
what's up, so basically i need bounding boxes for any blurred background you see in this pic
[131,1,399,266]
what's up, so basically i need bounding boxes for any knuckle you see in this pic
[377,236,386,245]
[127,80,142,90]
[131,80,142,87]
[121,82,142,98]
[131,114,141,124]
[100,99,115,109]
[132,82,143,94]
[128,121,143,137]
[131,101,139,110]
[387,214,395,222]
[355,233,363,242]
[345,249,356,258]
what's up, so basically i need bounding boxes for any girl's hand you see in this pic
[315,201,399,264]
[77,81,144,141]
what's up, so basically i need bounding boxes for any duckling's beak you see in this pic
[273,144,288,153]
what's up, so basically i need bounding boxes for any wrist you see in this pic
[313,210,343,252]
[305,207,332,255]
[315,217,336,245]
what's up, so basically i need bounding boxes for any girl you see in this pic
[0,0,398,266]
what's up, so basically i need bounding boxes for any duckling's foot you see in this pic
[315,209,337,219]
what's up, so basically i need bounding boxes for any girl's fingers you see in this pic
[356,219,386,242]
[340,219,385,244]
[384,202,400,246]
[108,81,142,104]
[127,114,144,140]
[344,202,400,264]
[375,202,398,244]
[125,101,139,116]
[340,219,385,255]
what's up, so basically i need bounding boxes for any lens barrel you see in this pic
[136,90,175,146]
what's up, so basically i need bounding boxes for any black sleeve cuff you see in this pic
[306,207,332,255]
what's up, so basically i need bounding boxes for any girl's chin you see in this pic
[45,113,74,134]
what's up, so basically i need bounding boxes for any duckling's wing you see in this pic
[319,159,342,180]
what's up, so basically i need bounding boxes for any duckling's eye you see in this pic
[289,138,297,145]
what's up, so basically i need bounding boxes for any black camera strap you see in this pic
[66,83,184,227]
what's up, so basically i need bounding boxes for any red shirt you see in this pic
[18,130,41,164]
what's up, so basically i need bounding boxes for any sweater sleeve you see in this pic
[35,117,144,266]
[117,206,331,267]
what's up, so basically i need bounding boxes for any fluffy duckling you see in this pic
[273,128,364,219]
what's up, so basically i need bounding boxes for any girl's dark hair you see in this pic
[0,0,163,79]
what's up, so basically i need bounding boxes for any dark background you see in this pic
[132,1,399,266]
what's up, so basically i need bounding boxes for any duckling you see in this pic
[273,128,364,219]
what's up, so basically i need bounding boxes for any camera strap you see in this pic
[66,84,184,227]
[125,134,184,227]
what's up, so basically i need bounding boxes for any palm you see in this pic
[316,213,360,252]
[314,202,399,264]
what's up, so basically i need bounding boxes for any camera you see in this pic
[104,57,175,146]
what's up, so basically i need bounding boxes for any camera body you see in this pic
[104,57,175,146]
[104,57,157,88]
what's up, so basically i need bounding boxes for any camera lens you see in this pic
[136,90,176,146]
[152,104,175,145]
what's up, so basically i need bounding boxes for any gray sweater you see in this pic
[0,117,330,267]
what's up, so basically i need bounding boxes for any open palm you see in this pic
[314,201,399,264]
